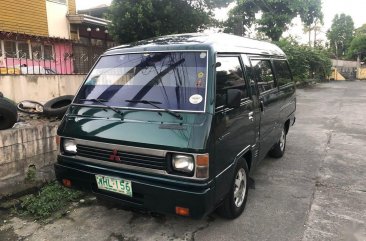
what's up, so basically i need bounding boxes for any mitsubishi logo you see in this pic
[109,149,121,162]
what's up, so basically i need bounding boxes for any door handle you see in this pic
[260,100,264,112]
[248,111,254,122]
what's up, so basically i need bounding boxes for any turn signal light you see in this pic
[175,206,190,216]
[196,154,209,178]
[196,154,209,166]
[62,179,72,187]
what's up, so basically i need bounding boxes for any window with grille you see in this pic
[44,45,54,60]
[4,41,17,58]
[18,42,30,59]
[31,43,42,60]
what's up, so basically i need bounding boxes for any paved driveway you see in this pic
[1,81,366,241]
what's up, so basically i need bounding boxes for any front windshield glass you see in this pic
[74,51,208,112]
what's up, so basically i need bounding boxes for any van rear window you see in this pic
[74,51,208,112]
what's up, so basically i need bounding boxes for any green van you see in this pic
[55,33,296,219]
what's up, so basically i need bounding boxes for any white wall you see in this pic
[46,1,70,39]
[0,75,85,103]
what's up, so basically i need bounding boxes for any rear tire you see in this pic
[269,128,286,158]
[217,160,249,219]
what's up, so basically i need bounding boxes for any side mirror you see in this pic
[226,89,241,108]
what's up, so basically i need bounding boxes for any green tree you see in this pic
[223,0,258,36]
[299,0,323,46]
[348,35,366,61]
[326,14,354,58]
[224,0,323,41]
[108,0,212,43]
[276,38,331,82]
[355,24,366,37]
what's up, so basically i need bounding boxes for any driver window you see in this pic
[215,56,247,107]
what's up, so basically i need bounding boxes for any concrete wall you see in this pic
[357,67,366,80]
[0,122,59,197]
[0,75,85,103]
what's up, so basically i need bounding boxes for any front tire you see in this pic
[217,160,249,219]
[269,128,286,158]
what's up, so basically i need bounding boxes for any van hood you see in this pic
[58,106,211,152]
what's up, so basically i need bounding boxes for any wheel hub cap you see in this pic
[233,168,247,207]
[279,130,285,151]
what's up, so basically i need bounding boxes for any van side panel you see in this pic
[212,54,257,205]
[279,84,296,125]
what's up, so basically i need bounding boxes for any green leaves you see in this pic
[15,182,83,219]
[224,0,323,41]
[276,39,331,82]
[108,0,213,44]
[326,14,355,58]
[348,35,366,60]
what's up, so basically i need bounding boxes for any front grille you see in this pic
[76,144,167,170]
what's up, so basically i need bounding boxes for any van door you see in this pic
[214,55,257,202]
[250,59,281,161]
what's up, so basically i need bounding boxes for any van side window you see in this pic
[273,60,292,86]
[251,60,276,94]
[216,56,247,107]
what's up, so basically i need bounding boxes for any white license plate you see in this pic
[95,175,132,197]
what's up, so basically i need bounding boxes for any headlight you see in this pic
[172,154,194,173]
[63,139,77,154]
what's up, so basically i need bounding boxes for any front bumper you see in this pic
[55,156,215,219]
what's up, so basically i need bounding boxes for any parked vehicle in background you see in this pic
[54,33,296,219]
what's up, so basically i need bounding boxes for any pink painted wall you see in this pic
[0,42,74,74]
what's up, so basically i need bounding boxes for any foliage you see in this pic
[25,165,36,182]
[15,182,83,219]
[223,0,258,36]
[108,0,213,43]
[276,38,332,82]
[348,35,366,61]
[206,0,234,8]
[224,0,323,41]
[326,14,354,58]
[355,24,366,37]
[298,0,323,28]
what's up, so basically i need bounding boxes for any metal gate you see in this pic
[72,44,106,74]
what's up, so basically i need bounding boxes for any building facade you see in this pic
[0,0,113,75]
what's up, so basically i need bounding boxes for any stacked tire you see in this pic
[0,92,18,130]
[43,95,74,118]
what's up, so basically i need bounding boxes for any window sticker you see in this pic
[200,52,207,58]
[197,72,205,78]
[189,94,203,104]
[195,79,203,87]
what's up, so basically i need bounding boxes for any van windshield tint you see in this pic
[74,52,208,112]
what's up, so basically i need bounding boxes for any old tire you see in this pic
[0,98,18,130]
[43,95,74,118]
[217,160,249,219]
[268,128,286,158]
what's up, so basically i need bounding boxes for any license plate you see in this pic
[95,175,133,197]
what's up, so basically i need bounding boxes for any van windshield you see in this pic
[74,51,208,112]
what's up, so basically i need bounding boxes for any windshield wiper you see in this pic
[79,98,124,120]
[125,99,183,120]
